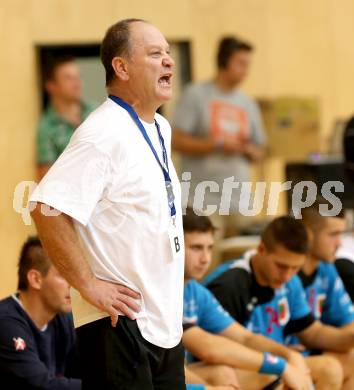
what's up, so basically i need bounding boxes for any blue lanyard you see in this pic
[109,95,176,219]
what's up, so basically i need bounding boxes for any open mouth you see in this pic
[158,73,172,87]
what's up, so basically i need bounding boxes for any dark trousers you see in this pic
[76,317,186,390]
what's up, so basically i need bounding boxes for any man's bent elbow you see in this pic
[30,202,64,228]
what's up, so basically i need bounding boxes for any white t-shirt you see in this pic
[30,98,185,349]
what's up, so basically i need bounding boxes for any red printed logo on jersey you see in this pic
[266,307,279,334]
[278,297,290,325]
[13,337,26,351]
[308,289,326,319]
[266,297,290,334]
[315,294,326,318]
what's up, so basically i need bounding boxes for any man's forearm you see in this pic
[244,333,293,360]
[183,329,263,371]
[299,323,354,352]
[185,366,208,385]
[172,129,214,156]
[31,203,94,292]
[243,143,265,162]
[31,203,141,324]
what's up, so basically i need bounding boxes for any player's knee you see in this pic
[212,364,238,384]
[319,356,343,389]
[336,350,354,379]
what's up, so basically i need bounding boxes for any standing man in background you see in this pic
[37,56,95,179]
[172,36,266,236]
[31,18,186,389]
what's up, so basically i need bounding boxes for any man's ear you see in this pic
[111,56,129,81]
[257,241,266,255]
[26,269,43,291]
[45,79,55,94]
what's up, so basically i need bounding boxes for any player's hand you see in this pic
[283,364,313,390]
[242,142,264,161]
[222,134,246,155]
[288,345,307,353]
[79,277,141,327]
[287,351,310,376]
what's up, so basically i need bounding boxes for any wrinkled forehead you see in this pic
[129,21,169,51]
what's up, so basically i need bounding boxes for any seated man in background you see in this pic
[0,236,81,389]
[335,114,354,301]
[297,198,354,389]
[37,56,95,179]
[183,209,313,390]
[336,232,354,302]
[206,216,350,390]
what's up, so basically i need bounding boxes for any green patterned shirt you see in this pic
[36,101,95,165]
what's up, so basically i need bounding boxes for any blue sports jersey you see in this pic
[301,261,354,326]
[187,385,204,390]
[203,259,236,286]
[183,279,234,334]
[287,261,354,348]
[247,275,312,343]
[206,252,314,344]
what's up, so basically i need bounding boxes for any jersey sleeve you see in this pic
[197,283,234,333]
[284,276,315,335]
[171,84,202,134]
[207,268,251,325]
[321,265,354,327]
[0,317,81,389]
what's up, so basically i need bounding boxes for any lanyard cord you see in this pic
[109,95,176,219]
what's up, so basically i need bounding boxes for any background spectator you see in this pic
[0,236,81,389]
[172,36,266,236]
[37,56,95,179]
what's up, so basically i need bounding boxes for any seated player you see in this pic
[336,232,354,302]
[336,113,354,300]
[182,209,313,390]
[206,216,348,390]
[0,236,81,389]
[298,198,354,389]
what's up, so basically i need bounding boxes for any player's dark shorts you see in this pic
[76,316,186,390]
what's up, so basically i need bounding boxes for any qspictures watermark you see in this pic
[180,173,344,218]
[13,173,344,228]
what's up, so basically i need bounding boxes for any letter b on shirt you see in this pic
[174,237,180,253]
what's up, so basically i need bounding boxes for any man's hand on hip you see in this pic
[80,278,141,327]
